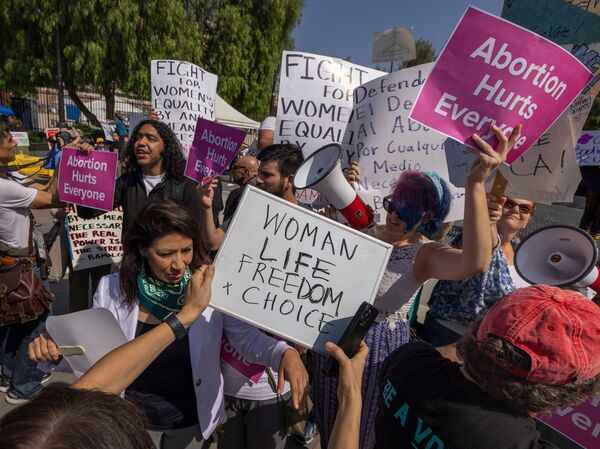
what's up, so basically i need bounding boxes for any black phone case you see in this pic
[323,301,378,377]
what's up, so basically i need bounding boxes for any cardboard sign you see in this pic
[501,0,600,45]
[576,130,600,166]
[220,336,266,383]
[184,118,246,184]
[46,309,128,377]
[342,63,465,224]
[11,131,29,147]
[58,148,118,211]
[372,28,416,63]
[67,209,123,270]
[445,95,590,204]
[275,51,385,160]
[151,60,218,155]
[410,6,592,165]
[536,396,600,449]
[211,186,392,355]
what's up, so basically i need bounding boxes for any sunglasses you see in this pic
[502,198,534,215]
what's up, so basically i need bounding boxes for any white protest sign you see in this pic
[67,209,123,270]
[211,186,392,355]
[101,124,115,141]
[128,114,146,136]
[343,63,465,224]
[46,308,128,377]
[372,27,416,63]
[446,105,585,204]
[11,131,29,147]
[151,60,218,156]
[275,51,385,160]
[576,130,600,166]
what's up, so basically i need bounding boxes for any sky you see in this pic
[292,0,504,69]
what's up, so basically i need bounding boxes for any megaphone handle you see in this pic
[490,171,508,199]
[58,345,85,356]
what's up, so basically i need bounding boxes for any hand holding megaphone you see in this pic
[293,144,373,229]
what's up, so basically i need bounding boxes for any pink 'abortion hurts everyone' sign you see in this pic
[409,6,592,165]
[58,147,118,211]
[184,118,247,184]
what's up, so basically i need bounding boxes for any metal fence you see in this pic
[10,87,151,132]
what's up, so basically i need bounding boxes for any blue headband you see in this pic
[424,171,445,204]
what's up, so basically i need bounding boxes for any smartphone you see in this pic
[323,301,379,377]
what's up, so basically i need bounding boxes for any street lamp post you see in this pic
[56,0,65,124]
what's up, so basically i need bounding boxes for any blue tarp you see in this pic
[0,104,15,116]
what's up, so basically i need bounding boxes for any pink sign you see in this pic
[220,336,266,384]
[537,397,600,448]
[184,118,246,184]
[410,6,592,165]
[58,147,118,211]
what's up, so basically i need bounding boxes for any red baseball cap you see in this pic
[477,285,600,385]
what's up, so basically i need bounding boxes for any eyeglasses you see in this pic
[503,198,535,215]
[382,196,397,215]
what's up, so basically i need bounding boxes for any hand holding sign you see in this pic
[468,125,522,184]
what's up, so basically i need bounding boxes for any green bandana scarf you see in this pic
[137,266,191,320]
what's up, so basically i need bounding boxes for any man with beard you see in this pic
[199,143,304,252]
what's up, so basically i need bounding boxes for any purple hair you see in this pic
[390,171,451,237]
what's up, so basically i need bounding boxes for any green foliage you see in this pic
[0,0,303,123]
[403,39,436,69]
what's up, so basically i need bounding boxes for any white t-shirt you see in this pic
[0,175,37,249]
[142,173,165,195]
[507,264,531,289]
[221,363,290,400]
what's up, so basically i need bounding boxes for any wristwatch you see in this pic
[163,312,188,340]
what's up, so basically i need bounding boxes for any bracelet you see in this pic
[163,312,188,340]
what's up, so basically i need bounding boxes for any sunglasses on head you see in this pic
[382,196,396,215]
[503,198,534,215]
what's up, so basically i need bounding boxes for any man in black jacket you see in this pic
[79,119,204,234]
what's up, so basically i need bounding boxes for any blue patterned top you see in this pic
[427,235,517,326]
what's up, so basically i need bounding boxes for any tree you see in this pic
[403,39,436,69]
[0,0,302,124]
[204,0,303,120]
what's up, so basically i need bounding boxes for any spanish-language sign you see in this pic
[410,6,592,165]
[342,63,465,223]
[275,51,385,160]
[58,147,118,211]
[11,131,29,147]
[536,396,600,449]
[576,130,600,166]
[501,0,600,45]
[151,60,218,155]
[220,336,266,383]
[184,118,246,184]
[67,208,123,270]
[372,28,416,63]
[445,95,590,204]
[211,186,392,355]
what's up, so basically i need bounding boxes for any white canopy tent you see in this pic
[215,94,260,130]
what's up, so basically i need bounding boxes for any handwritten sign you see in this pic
[151,60,218,155]
[576,130,600,166]
[536,396,600,449]
[58,148,118,211]
[184,118,246,184]
[410,6,592,165]
[341,63,465,223]
[211,186,392,355]
[446,95,590,204]
[275,51,385,160]
[67,209,123,270]
[372,28,416,63]
[220,336,265,383]
[502,0,600,45]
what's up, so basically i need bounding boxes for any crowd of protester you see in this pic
[0,109,599,449]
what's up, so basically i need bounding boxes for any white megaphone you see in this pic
[514,225,600,292]
[294,143,373,229]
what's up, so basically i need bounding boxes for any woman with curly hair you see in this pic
[78,119,202,234]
